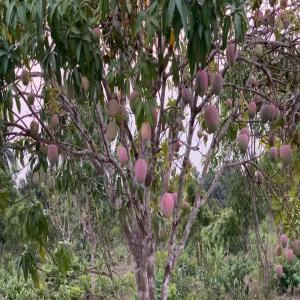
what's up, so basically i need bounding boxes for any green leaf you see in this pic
[234,13,242,42]
[8,110,14,122]
[76,41,82,63]
[166,0,176,27]
[172,57,179,86]
[0,49,7,58]
[29,266,40,288]
[3,57,8,74]
[221,16,231,50]
[25,203,49,242]
[36,0,43,19]
[116,175,122,197]
[234,12,247,43]
[240,12,248,41]
[6,0,16,25]
[198,23,204,39]
[15,96,21,114]
[144,101,154,126]
[136,104,145,130]
[16,4,26,26]
[198,36,206,67]
[173,10,182,45]
[100,0,109,19]
[204,29,212,54]
[0,159,6,172]
[187,39,195,75]
[201,1,211,28]
[55,244,73,274]
[134,12,145,37]
[21,257,29,281]
[175,0,188,33]
[0,189,9,212]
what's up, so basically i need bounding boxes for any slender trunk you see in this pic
[244,167,270,295]
[124,210,155,300]
[133,240,155,300]
[135,261,150,300]
[147,244,155,300]
[161,273,171,300]
[161,251,176,300]
[90,242,96,299]
[249,183,270,294]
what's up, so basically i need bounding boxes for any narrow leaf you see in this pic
[166,0,176,27]
[221,16,231,50]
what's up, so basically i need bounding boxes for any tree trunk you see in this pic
[147,247,155,300]
[248,179,270,295]
[90,242,97,299]
[124,210,155,300]
[135,260,150,300]
[161,252,176,300]
[133,240,155,300]
[161,273,171,300]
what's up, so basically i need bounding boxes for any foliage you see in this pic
[276,260,300,294]
[201,207,242,252]
[155,247,255,299]
[0,256,136,300]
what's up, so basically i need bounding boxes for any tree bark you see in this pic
[133,238,155,300]
[161,263,172,300]
[147,244,155,300]
[124,209,155,300]
[90,241,97,299]
[135,261,150,300]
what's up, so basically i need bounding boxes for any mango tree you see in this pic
[0,0,299,298]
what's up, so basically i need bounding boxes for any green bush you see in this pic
[154,247,254,300]
[276,260,300,294]
[0,263,37,300]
